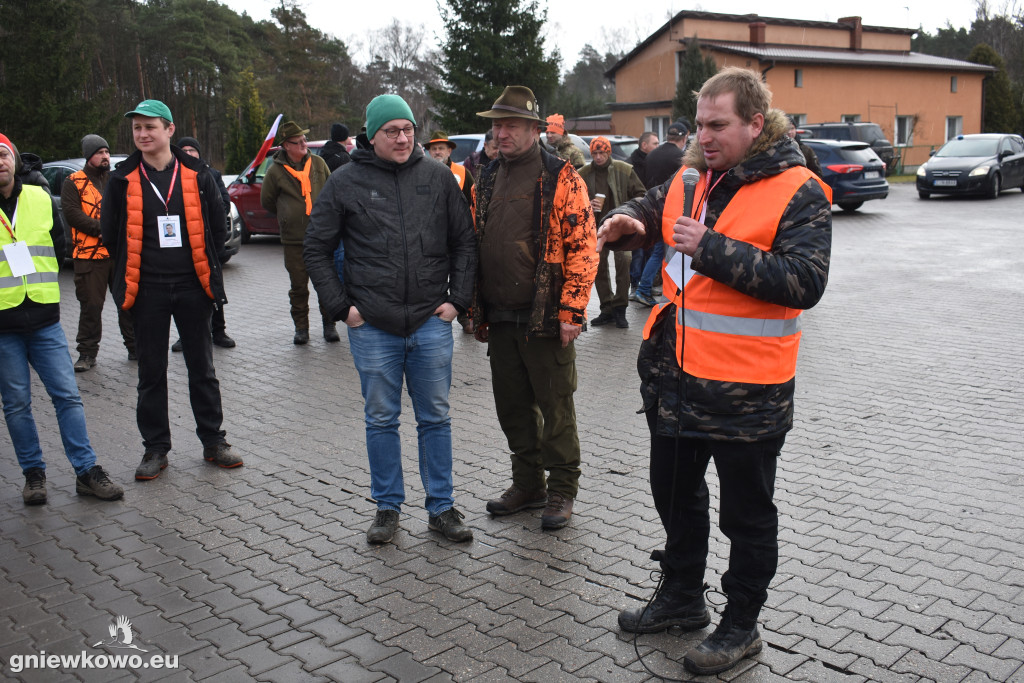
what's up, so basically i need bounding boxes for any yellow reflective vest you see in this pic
[0,185,60,310]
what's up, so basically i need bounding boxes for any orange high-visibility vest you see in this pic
[642,165,830,384]
[122,163,213,310]
[68,170,110,259]
[450,162,467,190]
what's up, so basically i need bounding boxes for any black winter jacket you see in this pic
[100,148,227,309]
[304,144,476,338]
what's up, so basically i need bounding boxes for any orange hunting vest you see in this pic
[68,170,109,259]
[642,165,830,384]
[450,162,467,190]
[121,163,213,310]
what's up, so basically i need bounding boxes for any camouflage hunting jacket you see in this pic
[554,138,585,170]
[604,109,832,441]
[472,144,597,337]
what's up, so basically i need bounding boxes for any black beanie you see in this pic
[176,136,201,156]
[81,134,109,162]
[330,123,349,142]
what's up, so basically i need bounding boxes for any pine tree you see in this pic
[431,0,560,132]
[969,43,1020,133]
[226,69,268,174]
[672,38,718,125]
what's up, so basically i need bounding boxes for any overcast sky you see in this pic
[221,0,978,67]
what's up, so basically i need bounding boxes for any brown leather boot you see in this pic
[541,492,574,529]
[486,484,547,515]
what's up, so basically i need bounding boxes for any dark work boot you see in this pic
[684,600,763,675]
[293,328,309,345]
[618,578,709,633]
[591,311,615,326]
[613,306,629,328]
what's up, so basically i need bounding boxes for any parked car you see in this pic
[800,139,889,212]
[43,155,240,262]
[799,123,895,174]
[916,133,1024,200]
[227,141,326,242]
[579,135,640,162]
[448,134,485,164]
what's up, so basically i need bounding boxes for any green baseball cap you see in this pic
[124,99,174,123]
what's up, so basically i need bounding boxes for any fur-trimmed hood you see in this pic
[683,109,803,180]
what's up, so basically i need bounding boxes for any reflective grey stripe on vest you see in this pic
[0,245,57,262]
[0,272,59,288]
[0,275,23,288]
[680,308,802,337]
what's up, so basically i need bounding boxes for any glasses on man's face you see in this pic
[284,137,307,146]
[382,126,415,140]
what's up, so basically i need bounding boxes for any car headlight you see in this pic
[969,165,990,177]
[916,166,926,176]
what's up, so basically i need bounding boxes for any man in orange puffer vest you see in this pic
[598,68,832,676]
[60,134,136,372]
[101,99,242,482]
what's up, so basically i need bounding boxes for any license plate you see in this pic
[864,171,880,179]
[934,179,957,187]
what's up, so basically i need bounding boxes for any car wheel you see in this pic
[239,216,251,244]
[918,191,930,199]
[988,173,1001,199]
[838,201,863,213]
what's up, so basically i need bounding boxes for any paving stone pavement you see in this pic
[1,182,1023,682]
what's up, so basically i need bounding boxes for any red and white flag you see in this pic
[248,114,283,174]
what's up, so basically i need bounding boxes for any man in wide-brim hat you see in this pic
[425,130,474,206]
[471,85,598,531]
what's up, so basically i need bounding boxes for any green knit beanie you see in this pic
[364,94,416,140]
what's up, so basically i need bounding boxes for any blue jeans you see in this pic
[630,248,647,286]
[333,242,345,285]
[347,315,455,516]
[0,322,97,475]
[637,240,665,296]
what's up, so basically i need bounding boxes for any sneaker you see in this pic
[76,465,124,500]
[613,307,629,329]
[428,507,473,542]
[633,291,658,307]
[171,339,182,352]
[541,491,574,530]
[203,442,243,468]
[652,285,663,296]
[367,509,400,544]
[590,311,615,326]
[486,484,547,515]
[74,355,96,372]
[212,332,236,348]
[293,328,309,345]
[323,322,340,343]
[135,452,168,480]
[22,468,46,505]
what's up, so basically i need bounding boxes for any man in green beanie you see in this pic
[305,93,477,547]
[260,121,333,345]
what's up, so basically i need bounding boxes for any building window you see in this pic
[946,116,963,140]
[645,116,671,140]
[842,114,861,123]
[789,113,806,126]
[794,69,803,88]
[951,76,958,93]
[895,115,915,146]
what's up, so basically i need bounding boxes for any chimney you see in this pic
[839,16,863,51]
[749,21,766,46]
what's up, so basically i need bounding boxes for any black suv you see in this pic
[799,123,895,174]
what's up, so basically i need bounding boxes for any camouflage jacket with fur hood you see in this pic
[604,109,832,441]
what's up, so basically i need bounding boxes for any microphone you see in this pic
[681,167,700,219]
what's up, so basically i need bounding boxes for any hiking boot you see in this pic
[203,442,243,468]
[127,350,138,361]
[22,468,46,505]
[428,507,473,542]
[633,291,658,307]
[486,484,547,516]
[74,355,96,372]
[76,465,124,501]
[323,322,340,343]
[367,509,400,544]
[684,603,763,675]
[613,306,629,328]
[293,328,309,345]
[212,332,236,348]
[541,492,574,530]
[171,339,183,352]
[618,581,710,633]
[591,311,615,326]
[135,452,168,480]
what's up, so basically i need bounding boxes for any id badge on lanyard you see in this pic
[141,160,183,248]
[1,200,37,276]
